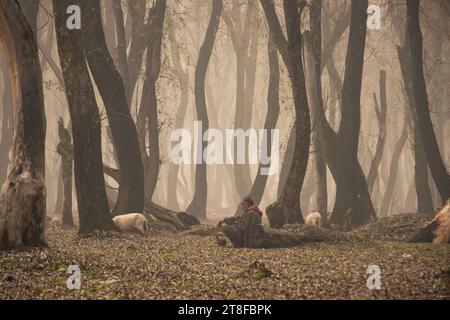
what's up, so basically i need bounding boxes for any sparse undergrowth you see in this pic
[0,214,448,300]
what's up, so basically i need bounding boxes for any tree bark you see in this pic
[379,119,409,217]
[0,59,13,184]
[137,0,166,202]
[0,0,47,249]
[56,118,74,227]
[53,0,115,234]
[248,34,280,205]
[397,41,434,214]
[406,0,450,203]
[186,0,223,220]
[367,70,387,195]
[166,23,189,211]
[80,0,144,215]
[261,0,311,228]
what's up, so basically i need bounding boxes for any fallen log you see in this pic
[407,200,450,244]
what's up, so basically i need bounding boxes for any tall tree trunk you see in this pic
[53,0,115,234]
[0,59,13,184]
[56,118,74,227]
[248,34,280,205]
[397,41,434,214]
[223,1,256,197]
[54,161,63,215]
[80,0,144,215]
[367,70,387,195]
[186,0,223,220]
[261,0,311,228]
[379,120,409,217]
[166,23,189,211]
[406,0,450,203]
[137,0,166,202]
[326,0,374,226]
[303,0,328,223]
[0,0,46,249]
[112,0,130,102]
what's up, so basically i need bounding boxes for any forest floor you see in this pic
[0,213,449,300]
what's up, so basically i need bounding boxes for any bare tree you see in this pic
[406,0,450,203]
[261,0,311,227]
[186,0,223,220]
[53,0,115,233]
[0,0,46,249]
[80,0,144,215]
[56,118,74,227]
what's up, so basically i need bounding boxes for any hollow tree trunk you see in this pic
[56,118,74,227]
[261,0,311,228]
[406,0,450,203]
[367,70,387,195]
[80,0,144,215]
[53,0,115,234]
[248,35,280,205]
[397,41,434,214]
[186,0,223,220]
[0,0,47,249]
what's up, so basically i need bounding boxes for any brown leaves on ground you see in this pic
[0,213,448,299]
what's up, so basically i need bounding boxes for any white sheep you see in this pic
[305,212,322,228]
[113,213,149,237]
[50,217,63,229]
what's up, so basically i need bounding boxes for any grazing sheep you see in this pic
[50,217,63,229]
[113,213,148,237]
[305,212,322,228]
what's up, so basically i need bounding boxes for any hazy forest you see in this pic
[0,0,449,300]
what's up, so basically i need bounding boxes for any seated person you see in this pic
[217,196,264,248]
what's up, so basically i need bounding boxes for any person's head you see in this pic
[239,196,254,211]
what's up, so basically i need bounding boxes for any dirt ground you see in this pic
[0,214,449,300]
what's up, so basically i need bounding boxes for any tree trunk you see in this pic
[54,0,115,234]
[56,118,74,227]
[379,120,409,217]
[137,0,166,202]
[248,34,280,205]
[406,0,450,203]
[367,70,387,195]
[303,0,328,223]
[0,59,13,184]
[397,41,434,214]
[186,0,223,220]
[166,23,189,211]
[80,0,144,215]
[261,0,311,228]
[0,0,46,249]
[112,0,130,102]
[326,0,374,226]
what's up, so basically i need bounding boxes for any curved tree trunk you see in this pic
[0,0,46,249]
[54,0,115,234]
[81,0,144,215]
[186,0,223,220]
[397,41,434,214]
[56,118,74,227]
[137,0,166,202]
[248,35,280,205]
[166,22,189,211]
[261,0,311,228]
[406,0,450,203]
[379,120,409,217]
[367,70,387,195]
